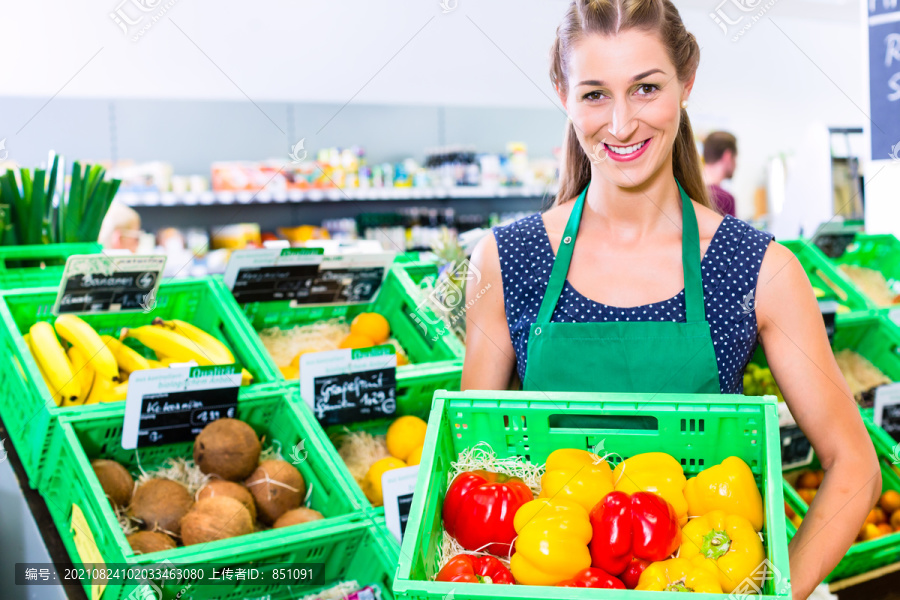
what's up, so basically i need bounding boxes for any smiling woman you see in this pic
[461,1,882,597]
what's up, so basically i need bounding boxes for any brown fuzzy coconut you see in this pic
[180,496,254,546]
[192,418,261,481]
[128,478,193,536]
[197,479,257,522]
[91,459,134,508]
[244,460,306,525]
[273,507,324,529]
[127,531,177,554]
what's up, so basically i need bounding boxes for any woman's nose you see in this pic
[608,99,638,140]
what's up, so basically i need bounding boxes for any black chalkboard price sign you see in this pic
[300,345,398,427]
[53,255,166,315]
[875,383,900,443]
[312,367,397,426]
[122,365,241,449]
[781,424,814,470]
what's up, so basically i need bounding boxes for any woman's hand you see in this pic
[756,241,882,599]
[460,232,516,390]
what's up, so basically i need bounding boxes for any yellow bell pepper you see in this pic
[510,498,592,586]
[679,510,765,593]
[613,452,688,525]
[636,557,723,593]
[685,456,765,531]
[539,449,614,512]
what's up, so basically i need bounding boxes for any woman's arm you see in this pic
[460,232,516,390]
[755,241,882,599]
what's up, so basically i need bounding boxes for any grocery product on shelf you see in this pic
[838,264,900,306]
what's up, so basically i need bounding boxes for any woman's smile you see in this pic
[603,138,651,162]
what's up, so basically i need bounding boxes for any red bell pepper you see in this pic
[435,554,515,584]
[556,567,625,589]
[589,491,680,585]
[620,558,651,590]
[442,470,533,555]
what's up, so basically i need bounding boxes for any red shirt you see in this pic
[709,184,736,217]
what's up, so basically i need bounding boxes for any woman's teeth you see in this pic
[606,140,648,155]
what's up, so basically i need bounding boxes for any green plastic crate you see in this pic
[395,390,791,599]
[831,233,900,310]
[781,410,900,582]
[781,239,871,314]
[240,263,465,419]
[0,277,279,489]
[276,381,416,557]
[0,242,102,290]
[831,312,900,421]
[40,388,372,600]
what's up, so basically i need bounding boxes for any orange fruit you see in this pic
[350,313,390,344]
[407,444,423,466]
[891,510,900,531]
[386,416,427,462]
[866,508,887,525]
[877,523,894,536]
[879,490,900,515]
[363,457,406,506]
[396,352,409,366]
[784,502,796,520]
[797,489,816,505]
[797,471,821,489]
[339,333,375,350]
[860,523,882,541]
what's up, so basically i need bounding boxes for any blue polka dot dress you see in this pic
[492,213,775,394]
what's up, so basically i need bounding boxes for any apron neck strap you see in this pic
[535,178,707,324]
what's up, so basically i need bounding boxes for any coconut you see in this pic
[197,480,257,522]
[128,478,193,536]
[180,496,253,546]
[192,418,261,481]
[244,460,306,525]
[127,531,176,554]
[273,507,324,529]
[91,459,134,508]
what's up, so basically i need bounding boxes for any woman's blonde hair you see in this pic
[550,0,711,209]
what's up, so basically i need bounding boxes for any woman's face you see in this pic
[560,29,693,189]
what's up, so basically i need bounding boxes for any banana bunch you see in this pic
[26,315,126,406]
[23,316,252,407]
[123,318,253,385]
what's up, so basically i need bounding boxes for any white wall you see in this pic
[1,0,868,219]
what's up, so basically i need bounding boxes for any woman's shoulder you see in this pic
[491,212,546,245]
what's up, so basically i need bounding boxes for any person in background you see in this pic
[98,201,142,252]
[702,131,737,217]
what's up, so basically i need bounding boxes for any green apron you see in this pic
[523,178,721,395]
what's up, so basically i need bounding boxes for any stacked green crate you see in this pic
[240,262,464,419]
[782,410,900,582]
[395,390,792,599]
[0,278,277,488]
[39,388,374,600]
[0,242,101,290]
[780,239,871,314]
[830,233,900,311]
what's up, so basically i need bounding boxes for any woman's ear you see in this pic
[556,84,568,113]
[681,72,696,105]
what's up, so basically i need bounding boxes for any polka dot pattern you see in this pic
[492,212,775,394]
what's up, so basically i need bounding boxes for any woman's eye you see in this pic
[583,91,605,101]
[636,84,660,95]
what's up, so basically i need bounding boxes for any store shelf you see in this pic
[118,185,558,207]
